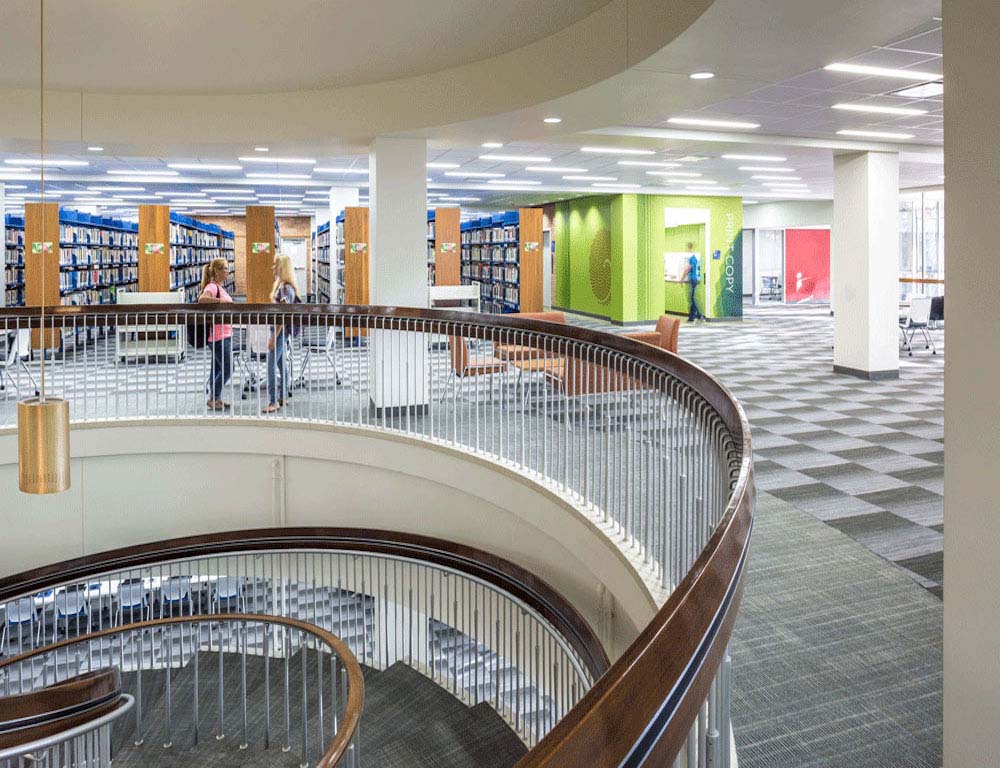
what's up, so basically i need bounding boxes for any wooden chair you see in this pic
[440,335,508,402]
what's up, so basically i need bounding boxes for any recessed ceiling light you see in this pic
[762,182,809,188]
[88,185,145,192]
[618,160,681,168]
[87,146,104,152]
[445,171,505,178]
[752,175,803,181]
[213,196,258,202]
[426,162,461,169]
[115,194,161,199]
[832,103,927,116]
[580,146,656,156]
[154,191,207,197]
[824,63,941,81]
[743,200,759,205]
[201,188,251,193]
[526,166,587,173]
[592,183,641,189]
[562,175,618,181]
[543,117,562,124]
[722,154,786,162]
[738,166,796,172]
[238,157,316,165]
[167,163,243,171]
[682,187,730,193]
[689,72,715,80]
[6,158,89,167]
[678,180,718,185]
[646,170,703,179]
[254,147,269,152]
[245,172,312,179]
[439,196,481,202]
[667,117,760,129]
[890,82,944,99]
[675,156,708,162]
[107,169,179,176]
[481,142,504,149]
[837,129,914,140]
[313,167,369,174]
[479,154,551,162]
[487,179,543,185]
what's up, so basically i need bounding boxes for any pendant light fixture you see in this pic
[19,0,70,495]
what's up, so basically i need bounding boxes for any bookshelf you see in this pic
[314,219,334,303]
[460,208,542,313]
[427,207,461,286]
[139,204,170,292]
[5,208,234,311]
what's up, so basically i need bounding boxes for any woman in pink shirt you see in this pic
[197,258,234,411]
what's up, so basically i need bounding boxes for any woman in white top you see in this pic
[197,258,234,411]
[264,254,300,413]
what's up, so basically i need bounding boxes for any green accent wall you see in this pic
[553,194,743,322]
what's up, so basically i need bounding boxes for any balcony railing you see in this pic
[0,303,753,767]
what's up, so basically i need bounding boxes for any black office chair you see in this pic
[929,296,944,329]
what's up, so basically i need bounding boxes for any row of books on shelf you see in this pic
[463,244,519,265]
[461,264,519,284]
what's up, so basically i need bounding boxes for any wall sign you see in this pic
[31,242,53,255]
[144,243,165,255]
[349,242,367,254]
[251,242,271,254]
[523,241,540,251]
[439,242,457,253]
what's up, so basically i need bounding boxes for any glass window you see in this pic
[899,190,944,300]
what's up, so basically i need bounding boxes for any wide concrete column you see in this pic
[944,1,1000,765]
[831,150,899,379]
[367,137,428,414]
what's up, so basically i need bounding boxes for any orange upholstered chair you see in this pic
[623,315,681,354]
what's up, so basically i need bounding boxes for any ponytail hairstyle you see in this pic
[199,257,229,293]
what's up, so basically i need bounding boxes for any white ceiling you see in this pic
[0,4,946,217]
[0,0,610,93]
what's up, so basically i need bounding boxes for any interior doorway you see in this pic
[281,237,309,297]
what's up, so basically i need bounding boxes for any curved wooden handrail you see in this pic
[0,528,610,681]
[0,615,364,768]
[0,668,122,749]
[0,303,753,765]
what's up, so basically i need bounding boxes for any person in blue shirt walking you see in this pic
[681,243,704,322]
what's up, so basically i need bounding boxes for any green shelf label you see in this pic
[144,243,165,255]
[252,242,271,254]
[31,242,53,255]
[349,242,367,254]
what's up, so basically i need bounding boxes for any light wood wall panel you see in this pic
[25,202,60,349]
[245,206,276,303]
[433,207,461,286]
[343,207,370,304]
[138,205,171,292]
[518,207,544,313]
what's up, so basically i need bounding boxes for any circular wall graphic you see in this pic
[589,228,612,305]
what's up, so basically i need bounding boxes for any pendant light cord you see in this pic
[38,0,46,401]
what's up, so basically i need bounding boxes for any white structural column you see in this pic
[328,187,359,228]
[0,183,5,307]
[367,136,429,413]
[945,1,1000,765]
[831,151,900,379]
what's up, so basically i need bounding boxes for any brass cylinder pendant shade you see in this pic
[18,397,70,494]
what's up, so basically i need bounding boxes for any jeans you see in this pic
[208,337,233,400]
[688,281,704,321]
[267,331,290,405]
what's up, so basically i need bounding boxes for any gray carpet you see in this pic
[731,491,942,768]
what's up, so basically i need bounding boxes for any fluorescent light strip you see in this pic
[836,129,914,140]
[155,192,207,197]
[824,62,941,81]
[580,146,656,156]
[738,166,796,172]
[682,187,730,193]
[200,188,253,194]
[722,154,786,162]
[752,175,803,181]
[88,186,145,192]
[832,103,927,116]
[646,171,701,177]
[526,166,587,173]
[479,154,552,163]
[593,183,640,189]
[617,160,681,168]
[212,197,258,202]
[108,170,179,176]
[5,158,89,167]
[167,163,243,171]
[313,167,369,174]
[238,156,316,165]
[426,162,460,169]
[487,179,542,185]
[445,171,504,179]
[245,173,312,179]
[481,142,503,149]
[763,184,809,189]
[439,196,481,202]
[562,175,617,182]
[115,194,162,199]
[666,117,759,129]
